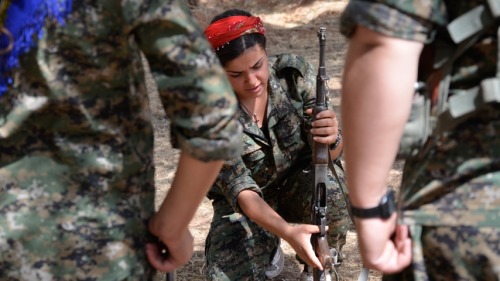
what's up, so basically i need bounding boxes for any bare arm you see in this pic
[237,190,325,269]
[146,151,224,272]
[236,108,340,270]
[341,26,423,272]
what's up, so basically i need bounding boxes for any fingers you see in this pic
[286,224,329,270]
[305,108,336,119]
[309,252,324,270]
[145,226,194,273]
[305,225,330,269]
[299,243,324,270]
[305,224,325,234]
[314,109,336,119]
[309,109,339,143]
[145,243,177,273]
[312,129,337,144]
[394,225,412,269]
[378,225,412,274]
[299,239,324,270]
[363,224,413,274]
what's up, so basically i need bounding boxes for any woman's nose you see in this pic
[245,72,256,84]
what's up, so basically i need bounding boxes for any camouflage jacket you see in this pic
[340,0,496,88]
[0,0,241,279]
[341,0,500,228]
[208,53,331,213]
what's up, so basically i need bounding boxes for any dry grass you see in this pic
[148,1,404,280]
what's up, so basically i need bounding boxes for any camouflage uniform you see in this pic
[0,0,241,280]
[341,1,500,280]
[204,53,350,280]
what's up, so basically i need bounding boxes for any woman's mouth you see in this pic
[246,84,261,94]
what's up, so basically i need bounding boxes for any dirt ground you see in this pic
[148,1,404,280]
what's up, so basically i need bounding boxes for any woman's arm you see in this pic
[341,26,422,273]
[135,0,242,273]
[237,190,325,270]
[146,151,224,273]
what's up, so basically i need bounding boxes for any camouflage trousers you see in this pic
[204,162,351,281]
[385,113,500,281]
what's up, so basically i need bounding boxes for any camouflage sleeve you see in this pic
[126,0,242,161]
[281,55,325,148]
[215,157,262,213]
[299,59,318,148]
[339,0,447,43]
[271,54,317,145]
[299,58,317,115]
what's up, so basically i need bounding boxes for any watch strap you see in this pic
[350,189,396,219]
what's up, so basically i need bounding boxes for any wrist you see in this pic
[280,223,297,243]
[148,213,188,242]
[329,129,342,150]
[350,188,396,219]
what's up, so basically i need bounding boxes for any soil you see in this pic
[148,1,404,280]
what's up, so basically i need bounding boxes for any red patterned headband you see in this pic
[204,16,266,50]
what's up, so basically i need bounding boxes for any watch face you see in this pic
[380,189,396,219]
[350,189,396,219]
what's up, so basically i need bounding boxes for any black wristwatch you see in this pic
[350,189,396,219]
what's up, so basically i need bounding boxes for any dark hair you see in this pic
[209,9,267,66]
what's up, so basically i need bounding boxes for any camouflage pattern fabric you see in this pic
[0,0,241,279]
[204,54,350,280]
[341,1,500,280]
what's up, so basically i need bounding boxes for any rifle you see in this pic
[311,26,335,281]
[313,27,369,281]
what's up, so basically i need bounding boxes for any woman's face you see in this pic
[223,44,269,100]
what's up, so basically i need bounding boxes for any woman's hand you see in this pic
[143,153,224,272]
[282,224,328,270]
[355,214,412,273]
[145,214,194,273]
[238,190,327,270]
[306,108,339,144]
